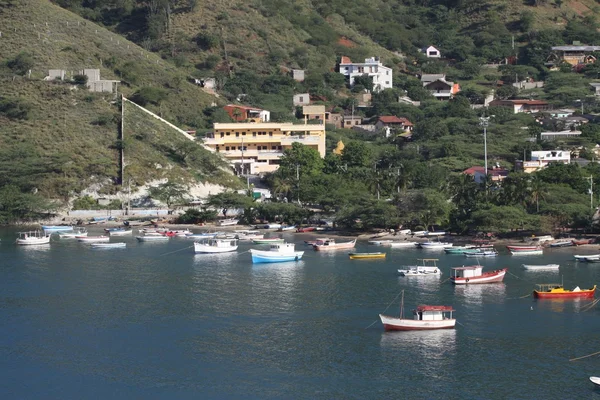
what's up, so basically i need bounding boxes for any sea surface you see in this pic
[2,228,600,399]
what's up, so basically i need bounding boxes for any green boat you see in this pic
[444,246,474,254]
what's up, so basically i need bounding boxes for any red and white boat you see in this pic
[533,284,596,299]
[572,238,594,246]
[379,293,456,331]
[313,238,356,251]
[450,265,507,284]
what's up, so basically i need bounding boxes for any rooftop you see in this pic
[378,116,413,125]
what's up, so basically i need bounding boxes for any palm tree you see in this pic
[272,176,292,201]
[528,175,547,213]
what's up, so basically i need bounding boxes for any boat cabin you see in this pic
[202,238,237,247]
[315,238,336,246]
[269,243,295,252]
[535,283,564,292]
[413,305,454,321]
[451,265,483,279]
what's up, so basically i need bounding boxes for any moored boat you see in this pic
[16,231,51,245]
[77,235,110,243]
[533,284,596,299]
[450,265,507,284]
[252,237,285,244]
[389,241,418,248]
[574,254,600,261]
[194,238,238,254]
[368,240,394,246]
[349,252,386,260]
[549,240,573,248]
[522,264,560,270]
[250,242,304,263]
[136,235,169,242]
[464,250,498,258]
[419,241,453,250]
[41,225,73,233]
[57,228,88,238]
[296,226,316,233]
[107,228,133,236]
[509,249,544,255]
[398,258,441,276]
[590,377,600,388]
[278,225,297,232]
[573,238,594,246]
[217,218,239,226]
[506,245,541,252]
[90,242,127,249]
[313,238,356,251]
[379,292,455,331]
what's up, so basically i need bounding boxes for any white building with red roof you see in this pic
[375,116,413,137]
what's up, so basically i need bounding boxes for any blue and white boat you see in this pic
[42,225,73,233]
[250,242,304,263]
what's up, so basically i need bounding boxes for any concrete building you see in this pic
[292,69,305,82]
[515,150,571,173]
[422,46,441,58]
[338,56,392,92]
[223,104,270,122]
[421,74,460,101]
[293,93,311,106]
[203,106,326,175]
[488,99,551,114]
[44,69,66,81]
[549,45,600,66]
[463,166,509,184]
[80,69,119,93]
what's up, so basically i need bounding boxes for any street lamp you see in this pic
[479,116,491,176]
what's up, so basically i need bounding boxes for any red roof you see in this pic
[415,305,455,312]
[463,166,486,175]
[340,56,352,64]
[378,116,413,125]
[463,166,508,177]
[510,100,549,105]
[224,104,263,111]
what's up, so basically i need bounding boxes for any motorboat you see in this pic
[41,225,73,233]
[522,264,560,271]
[15,231,51,245]
[194,238,238,254]
[296,226,316,232]
[549,240,573,248]
[77,235,110,243]
[423,231,446,237]
[531,235,554,243]
[464,250,498,258]
[259,223,282,230]
[232,230,264,240]
[368,240,394,246]
[90,242,127,249]
[250,242,304,263]
[397,229,412,235]
[379,292,455,331]
[278,225,297,232]
[398,258,441,276]
[419,241,453,250]
[573,239,594,246]
[574,254,600,262]
[136,235,169,242]
[507,245,543,255]
[349,252,386,260]
[185,232,219,240]
[389,241,418,248]
[107,228,133,236]
[57,228,88,238]
[217,218,239,226]
[313,238,356,251]
[533,284,596,299]
[450,265,507,284]
[590,377,600,388]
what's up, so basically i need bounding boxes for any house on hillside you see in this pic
[421,74,460,101]
[224,104,271,122]
[293,93,311,106]
[43,69,66,81]
[488,99,550,114]
[590,83,600,96]
[79,69,119,93]
[422,46,441,58]
[338,56,392,92]
[548,45,600,66]
[291,69,305,82]
[375,116,413,137]
[515,150,571,173]
[343,115,363,128]
[463,166,509,184]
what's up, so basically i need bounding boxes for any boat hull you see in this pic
[389,241,418,248]
[451,269,507,285]
[90,243,126,249]
[77,236,110,243]
[16,237,51,245]
[379,314,455,331]
[313,239,356,251]
[252,239,285,244]
[108,230,132,236]
[349,253,386,259]
[533,288,596,299]
[250,250,304,263]
[522,264,559,270]
[509,250,543,255]
[194,243,238,253]
[136,236,169,242]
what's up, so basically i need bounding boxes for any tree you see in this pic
[206,191,253,218]
[278,142,323,178]
[528,175,547,213]
[469,205,540,233]
[6,52,34,75]
[341,141,373,168]
[148,181,188,208]
[131,87,168,106]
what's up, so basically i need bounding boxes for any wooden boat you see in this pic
[549,240,573,248]
[423,231,446,237]
[185,232,219,240]
[398,259,441,276]
[397,229,412,235]
[194,238,238,254]
[313,238,356,251]
[509,249,543,255]
[389,241,418,248]
[258,223,282,229]
[368,240,394,246]
[506,245,541,252]
[136,235,169,242]
[217,218,239,226]
[252,237,285,244]
[296,226,316,233]
[573,238,594,246]
[41,225,73,233]
[278,225,297,232]
[90,242,127,249]
[379,292,455,331]
[531,235,554,243]
[412,230,428,237]
[419,241,453,250]
[107,228,133,236]
[349,252,386,260]
[464,250,498,258]
[16,231,51,245]
[450,265,507,284]
[57,228,88,238]
[77,235,110,243]
[249,242,304,263]
[522,264,560,270]
[232,230,263,240]
[533,284,596,299]
[574,254,600,261]
[589,377,600,387]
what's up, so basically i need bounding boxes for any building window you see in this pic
[225,146,230,151]
[278,146,282,150]
[220,133,224,138]
[386,81,390,85]
[358,67,364,73]
[269,132,273,136]
[299,96,304,102]
[252,132,256,137]
[235,132,239,137]
[226,132,230,136]
[242,132,246,136]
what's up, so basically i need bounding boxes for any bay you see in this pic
[1,227,600,399]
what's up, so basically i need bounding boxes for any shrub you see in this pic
[196,32,220,50]
[72,74,88,85]
[131,87,168,106]
[6,52,34,75]
[176,208,217,224]
[0,97,32,120]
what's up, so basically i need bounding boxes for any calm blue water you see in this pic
[2,228,600,399]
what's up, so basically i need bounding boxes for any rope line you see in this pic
[364,291,403,330]
[158,245,194,257]
[570,350,600,362]
[580,298,600,312]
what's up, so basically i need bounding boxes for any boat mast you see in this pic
[400,290,404,319]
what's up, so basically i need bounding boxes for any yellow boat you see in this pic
[349,252,386,260]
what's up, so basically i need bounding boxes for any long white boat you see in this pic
[424,231,446,237]
[77,235,110,243]
[16,231,51,245]
[368,240,394,246]
[90,242,127,249]
[522,264,559,270]
[217,218,239,226]
[419,241,453,250]
[389,241,418,248]
[464,250,498,258]
[313,238,356,251]
[379,292,456,331]
[107,229,133,236]
[398,259,441,276]
[509,249,543,255]
[194,238,238,253]
[42,225,73,233]
[250,242,304,263]
[57,228,88,238]
[136,235,169,242]
[574,254,600,261]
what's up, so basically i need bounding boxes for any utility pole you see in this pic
[479,116,491,176]
[296,163,300,205]
[588,175,594,210]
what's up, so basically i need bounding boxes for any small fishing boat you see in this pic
[57,228,88,238]
[508,246,543,255]
[398,259,441,276]
[531,235,554,243]
[450,265,507,284]
[589,376,600,387]
[368,240,394,246]
[77,235,110,243]
[444,246,474,254]
[522,264,560,270]
[574,254,600,261]
[349,252,386,260]
[412,230,428,237]
[194,238,238,254]
[533,284,596,299]
[217,218,239,226]
[185,232,219,240]
[259,223,282,230]
[549,240,573,248]
[313,238,356,251]
[389,241,418,248]
[252,237,285,244]
[419,241,453,250]
[423,231,446,237]
[107,228,133,236]
[278,225,297,232]
[397,229,412,235]
[580,256,600,263]
[250,242,304,263]
[506,245,541,252]
[16,231,51,245]
[296,226,316,233]
[232,230,264,240]
[136,235,169,242]
[464,250,498,258]
[379,291,455,331]
[90,242,127,249]
[573,238,594,246]
[41,225,73,233]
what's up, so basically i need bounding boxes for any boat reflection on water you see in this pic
[453,283,507,305]
[535,296,597,313]
[250,262,305,312]
[192,250,238,266]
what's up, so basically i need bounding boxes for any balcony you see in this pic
[280,135,321,145]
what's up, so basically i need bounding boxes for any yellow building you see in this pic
[203,106,326,175]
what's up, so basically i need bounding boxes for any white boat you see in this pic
[77,236,110,243]
[233,230,264,240]
[250,242,304,263]
[419,241,453,250]
[185,232,219,240]
[522,264,560,270]
[379,292,455,331]
[531,235,554,243]
[412,230,428,237]
[90,242,127,249]
[194,238,238,253]
[41,225,73,233]
[217,218,239,226]
[549,240,573,248]
[398,259,441,276]
[16,231,51,245]
[136,235,169,242]
[57,228,88,238]
[108,229,133,236]
[590,376,600,387]
[424,231,446,237]
[397,229,412,235]
[278,225,297,232]
[574,254,600,261]
[450,265,507,284]
[261,223,282,229]
[313,238,356,251]
[369,240,394,246]
[509,249,543,255]
[389,241,418,248]
[464,250,498,258]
